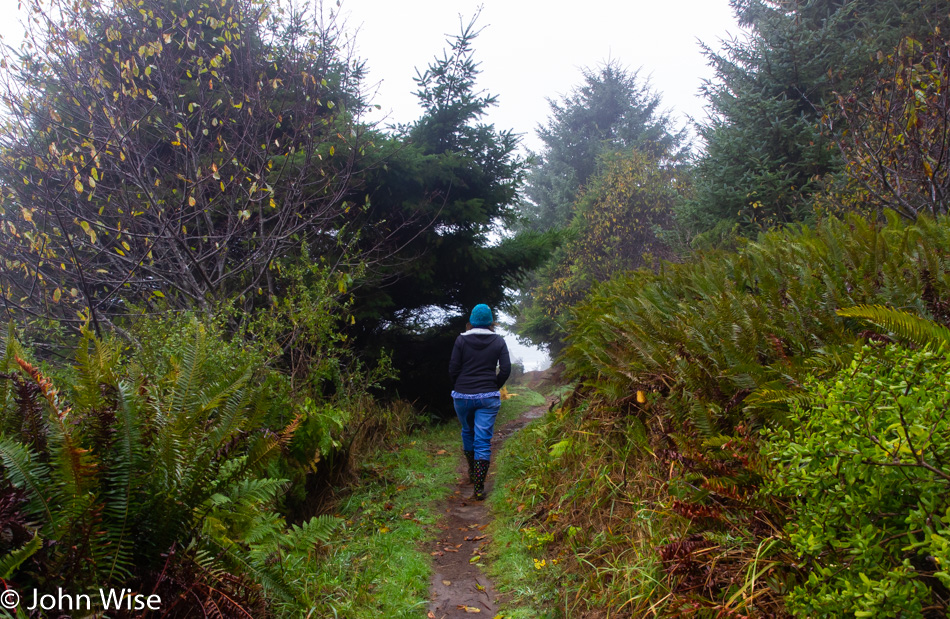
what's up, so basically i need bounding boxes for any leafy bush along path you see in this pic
[428,393,550,618]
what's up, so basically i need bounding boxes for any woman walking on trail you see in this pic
[449,304,511,501]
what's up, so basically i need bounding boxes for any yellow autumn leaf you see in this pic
[74,179,84,193]
[79,220,97,243]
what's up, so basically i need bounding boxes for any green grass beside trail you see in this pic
[305,420,460,617]
[305,389,546,617]
[486,396,565,619]
[497,388,547,425]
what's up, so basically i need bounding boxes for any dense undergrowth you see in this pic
[0,315,415,617]
[490,212,950,617]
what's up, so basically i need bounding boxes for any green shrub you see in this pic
[765,344,950,617]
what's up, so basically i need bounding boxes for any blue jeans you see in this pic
[453,396,500,461]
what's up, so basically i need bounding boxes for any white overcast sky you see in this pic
[341,0,742,152]
[0,0,743,152]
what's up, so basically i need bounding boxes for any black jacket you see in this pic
[449,329,511,395]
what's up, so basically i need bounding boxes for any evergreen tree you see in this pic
[343,16,552,411]
[685,0,948,232]
[517,148,683,354]
[522,60,687,232]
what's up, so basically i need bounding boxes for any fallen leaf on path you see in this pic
[430,551,443,556]
[428,613,435,619]
[442,580,452,586]
[436,449,447,455]
[469,555,481,563]
[444,547,458,553]
[456,605,481,613]
[464,535,486,541]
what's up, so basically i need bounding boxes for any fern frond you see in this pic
[837,304,950,348]
[197,367,252,417]
[0,533,42,579]
[205,537,296,603]
[207,378,253,450]
[17,359,95,498]
[690,402,718,438]
[170,322,209,418]
[242,513,284,546]
[103,380,145,581]
[743,387,820,412]
[284,514,341,547]
[0,437,55,525]
[215,478,287,508]
[73,328,122,411]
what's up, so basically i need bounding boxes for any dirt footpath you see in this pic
[427,399,550,618]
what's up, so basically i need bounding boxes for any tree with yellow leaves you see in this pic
[518,148,685,354]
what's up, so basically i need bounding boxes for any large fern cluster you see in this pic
[519,212,950,615]
[0,321,339,616]
[565,212,950,430]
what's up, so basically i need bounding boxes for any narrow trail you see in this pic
[427,399,550,618]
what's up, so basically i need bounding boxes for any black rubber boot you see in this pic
[464,450,475,484]
[472,459,490,501]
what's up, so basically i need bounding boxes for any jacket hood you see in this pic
[461,329,501,351]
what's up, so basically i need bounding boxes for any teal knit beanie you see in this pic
[469,304,493,327]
